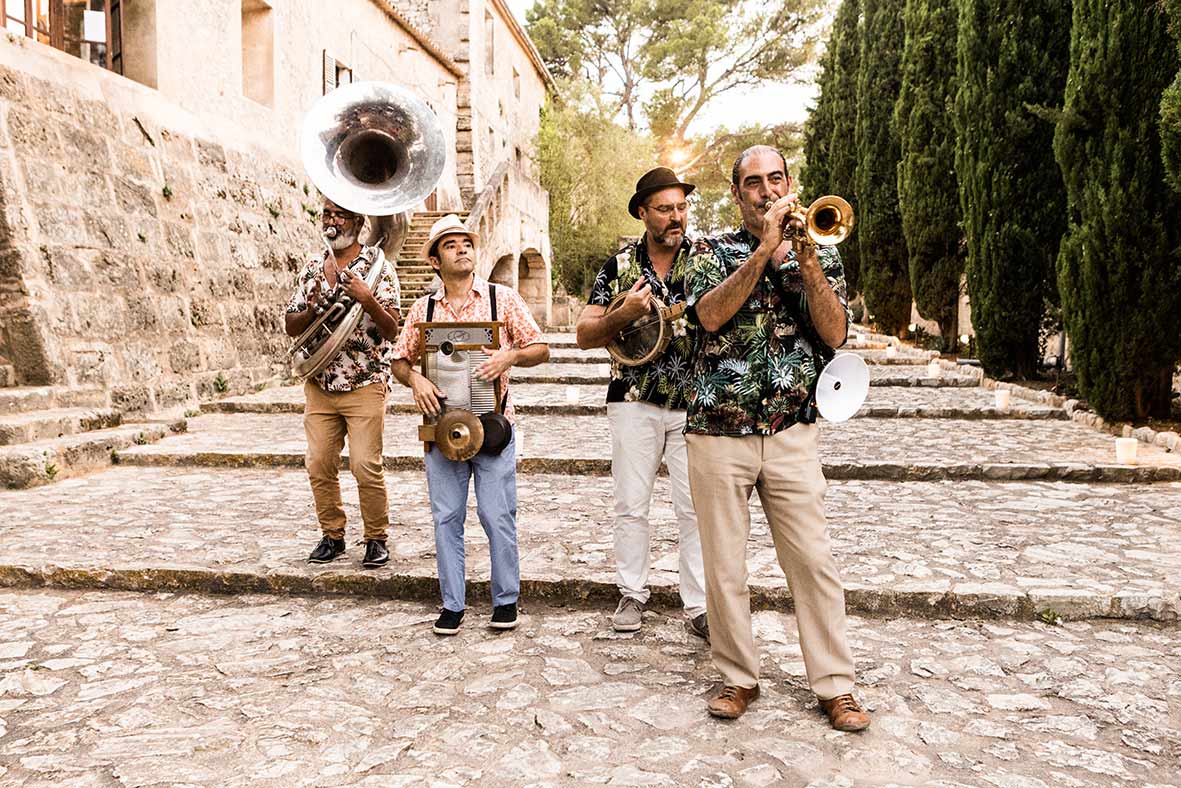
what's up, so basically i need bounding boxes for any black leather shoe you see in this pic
[433,608,464,635]
[308,536,345,564]
[490,603,518,630]
[362,539,389,568]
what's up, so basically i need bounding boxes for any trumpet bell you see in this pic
[805,195,855,246]
[299,81,446,217]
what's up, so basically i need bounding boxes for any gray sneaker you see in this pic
[612,597,643,632]
[686,612,710,642]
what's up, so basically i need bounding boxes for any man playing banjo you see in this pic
[575,167,708,639]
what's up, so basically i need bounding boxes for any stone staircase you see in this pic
[0,384,182,489]
[395,210,468,314]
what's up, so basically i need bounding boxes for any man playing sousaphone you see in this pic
[390,215,549,636]
[576,167,708,640]
[285,196,402,569]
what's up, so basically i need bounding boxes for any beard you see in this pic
[328,230,358,251]
[652,224,683,247]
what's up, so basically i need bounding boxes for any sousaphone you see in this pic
[290,81,446,380]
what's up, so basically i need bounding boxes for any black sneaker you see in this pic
[686,612,710,642]
[490,603,518,630]
[362,539,389,568]
[307,536,345,564]
[433,608,464,635]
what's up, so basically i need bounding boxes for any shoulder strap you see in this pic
[489,283,498,322]
[426,296,435,322]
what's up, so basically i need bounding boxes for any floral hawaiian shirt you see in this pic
[390,276,544,424]
[285,246,401,393]
[587,239,696,409]
[683,226,852,436]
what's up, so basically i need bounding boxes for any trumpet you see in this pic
[760,195,855,247]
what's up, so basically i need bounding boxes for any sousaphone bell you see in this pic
[290,81,446,381]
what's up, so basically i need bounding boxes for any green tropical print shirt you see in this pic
[683,227,852,435]
[588,239,696,409]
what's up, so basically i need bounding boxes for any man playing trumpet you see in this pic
[285,197,402,569]
[682,146,869,731]
[576,167,708,640]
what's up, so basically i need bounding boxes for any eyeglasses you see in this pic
[321,209,356,222]
[648,203,689,216]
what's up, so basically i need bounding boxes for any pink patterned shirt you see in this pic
[390,276,545,423]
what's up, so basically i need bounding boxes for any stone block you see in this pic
[189,298,224,329]
[71,293,128,335]
[0,307,61,385]
[112,176,158,218]
[111,384,151,412]
[69,346,113,385]
[162,221,196,258]
[82,210,133,248]
[155,379,194,409]
[203,337,240,369]
[145,257,186,293]
[156,296,190,331]
[92,251,143,289]
[0,65,29,104]
[111,142,159,184]
[168,340,202,373]
[43,247,93,289]
[159,128,195,163]
[125,295,161,331]
[196,139,227,172]
[60,124,111,168]
[6,107,63,154]
[36,205,89,246]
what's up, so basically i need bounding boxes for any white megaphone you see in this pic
[815,352,869,422]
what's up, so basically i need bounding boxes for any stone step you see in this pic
[0,386,109,416]
[512,363,981,387]
[204,382,1066,420]
[0,407,123,446]
[117,412,1181,482]
[1,465,1177,622]
[0,420,184,489]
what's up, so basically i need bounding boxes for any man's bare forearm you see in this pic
[801,261,848,348]
[695,247,772,332]
[514,343,550,368]
[390,358,417,387]
[284,309,317,337]
[576,306,634,349]
[363,297,400,342]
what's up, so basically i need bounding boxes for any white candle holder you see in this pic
[994,388,1011,411]
[1115,437,1138,465]
[927,360,942,379]
[885,345,897,359]
[565,386,581,405]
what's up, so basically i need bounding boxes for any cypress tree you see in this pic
[1163,0,1181,193]
[825,0,863,294]
[1054,0,1181,420]
[800,32,838,202]
[954,0,1070,378]
[855,0,911,335]
[894,0,963,347]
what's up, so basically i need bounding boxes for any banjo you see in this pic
[604,292,688,367]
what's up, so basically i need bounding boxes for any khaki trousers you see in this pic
[303,381,389,541]
[685,423,854,699]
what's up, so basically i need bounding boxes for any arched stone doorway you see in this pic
[489,254,515,287]
[517,248,551,325]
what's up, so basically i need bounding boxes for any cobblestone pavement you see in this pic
[117,412,1181,478]
[0,468,1177,620]
[0,589,1177,787]
[208,384,1066,419]
[517,364,977,386]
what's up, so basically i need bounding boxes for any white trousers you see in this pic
[608,401,707,617]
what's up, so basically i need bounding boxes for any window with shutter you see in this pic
[323,50,337,94]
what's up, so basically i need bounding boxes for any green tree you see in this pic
[526,0,825,159]
[1053,0,1181,420]
[537,81,657,295]
[893,0,964,346]
[1163,0,1181,193]
[855,0,911,335]
[825,0,863,294]
[954,0,1070,378]
[800,19,839,202]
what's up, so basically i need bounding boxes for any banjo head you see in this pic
[605,292,670,367]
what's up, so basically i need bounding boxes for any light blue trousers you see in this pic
[424,430,520,612]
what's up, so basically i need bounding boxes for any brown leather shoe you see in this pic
[819,693,870,731]
[707,684,759,719]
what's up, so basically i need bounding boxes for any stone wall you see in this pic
[0,36,320,412]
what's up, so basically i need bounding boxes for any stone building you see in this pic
[0,0,554,417]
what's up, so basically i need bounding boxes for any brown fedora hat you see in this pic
[628,167,696,219]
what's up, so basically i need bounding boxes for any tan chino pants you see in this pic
[685,423,855,700]
[304,380,389,541]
